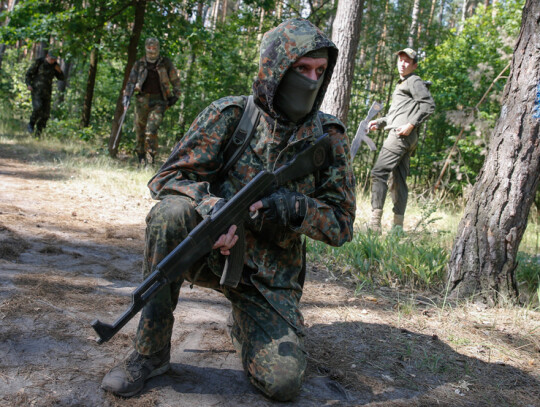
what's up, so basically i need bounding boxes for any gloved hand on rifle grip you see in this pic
[122,95,130,108]
[259,188,307,227]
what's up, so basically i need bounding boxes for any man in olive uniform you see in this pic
[367,48,435,232]
[123,38,181,165]
[25,52,65,136]
[100,19,356,401]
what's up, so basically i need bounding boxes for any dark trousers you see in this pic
[371,129,417,216]
[30,92,52,134]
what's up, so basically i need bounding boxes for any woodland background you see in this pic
[0,0,526,195]
[0,0,539,303]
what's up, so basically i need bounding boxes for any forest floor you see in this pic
[1,136,540,407]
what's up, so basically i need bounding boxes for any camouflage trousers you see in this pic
[30,92,52,134]
[135,195,306,401]
[371,128,418,216]
[134,93,167,156]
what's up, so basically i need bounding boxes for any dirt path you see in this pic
[1,142,539,406]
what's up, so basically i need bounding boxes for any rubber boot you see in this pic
[368,209,383,233]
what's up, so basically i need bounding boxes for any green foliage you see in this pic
[307,229,450,290]
[347,0,525,195]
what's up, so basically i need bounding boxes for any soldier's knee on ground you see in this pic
[245,333,306,401]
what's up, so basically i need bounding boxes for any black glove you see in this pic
[122,95,130,107]
[167,95,179,107]
[259,188,307,227]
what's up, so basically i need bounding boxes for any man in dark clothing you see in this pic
[25,52,65,135]
[367,48,435,232]
[123,38,181,165]
[100,19,356,401]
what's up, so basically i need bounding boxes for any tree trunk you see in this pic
[54,59,72,108]
[108,0,146,157]
[0,0,16,71]
[447,0,540,305]
[408,0,420,47]
[81,42,100,128]
[320,0,365,125]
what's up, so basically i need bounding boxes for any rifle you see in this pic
[350,101,384,159]
[112,94,132,151]
[91,133,333,344]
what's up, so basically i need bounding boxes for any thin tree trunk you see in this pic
[447,0,540,305]
[108,0,147,157]
[0,0,16,70]
[408,0,420,47]
[320,0,365,125]
[81,42,100,128]
[54,59,72,108]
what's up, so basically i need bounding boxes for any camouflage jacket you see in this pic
[124,55,181,100]
[147,19,356,333]
[25,57,65,96]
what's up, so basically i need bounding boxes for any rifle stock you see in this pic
[91,133,332,344]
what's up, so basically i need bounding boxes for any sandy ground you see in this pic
[1,141,540,407]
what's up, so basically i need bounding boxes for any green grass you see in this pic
[307,192,540,305]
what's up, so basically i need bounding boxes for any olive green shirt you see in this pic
[375,73,435,130]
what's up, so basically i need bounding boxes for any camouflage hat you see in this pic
[396,48,418,62]
[145,38,160,48]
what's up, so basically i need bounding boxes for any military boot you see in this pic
[393,214,404,229]
[101,344,171,397]
[368,209,383,233]
[137,153,147,168]
[27,122,34,134]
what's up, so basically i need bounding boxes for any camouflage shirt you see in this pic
[25,57,65,96]
[124,55,181,100]
[147,19,356,333]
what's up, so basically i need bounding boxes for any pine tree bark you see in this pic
[408,0,420,47]
[447,0,540,305]
[108,0,147,157]
[320,0,365,125]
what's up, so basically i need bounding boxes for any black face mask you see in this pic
[274,68,325,123]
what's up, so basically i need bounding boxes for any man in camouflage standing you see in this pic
[367,48,435,232]
[100,19,356,401]
[123,37,181,165]
[25,51,65,136]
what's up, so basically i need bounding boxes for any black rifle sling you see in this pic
[218,95,261,179]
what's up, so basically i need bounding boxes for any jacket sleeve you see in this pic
[25,59,40,87]
[292,123,356,247]
[167,60,181,98]
[147,102,242,217]
[124,61,139,97]
[408,76,435,127]
[54,63,65,81]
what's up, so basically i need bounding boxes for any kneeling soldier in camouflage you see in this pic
[101,19,355,401]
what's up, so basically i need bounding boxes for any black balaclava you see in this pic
[273,48,328,123]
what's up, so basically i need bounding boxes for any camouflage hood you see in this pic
[253,18,338,123]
